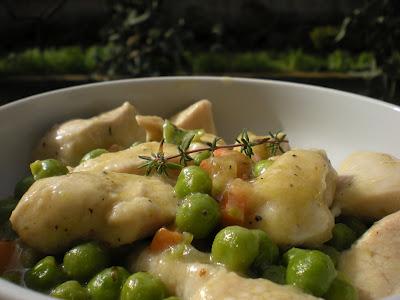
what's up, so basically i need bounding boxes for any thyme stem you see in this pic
[165,137,287,161]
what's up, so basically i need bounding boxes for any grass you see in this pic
[0,47,377,76]
[0,47,106,76]
[191,50,376,74]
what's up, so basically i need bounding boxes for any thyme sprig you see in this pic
[138,140,182,176]
[266,131,287,156]
[139,130,288,176]
[236,129,255,158]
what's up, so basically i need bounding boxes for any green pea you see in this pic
[163,120,187,145]
[261,265,286,284]
[340,216,367,238]
[286,250,337,296]
[251,229,279,273]
[211,226,259,272]
[174,166,212,198]
[176,193,220,239]
[253,159,273,177]
[120,272,166,300]
[328,223,357,251]
[319,245,340,267]
[282,247,308,266]
[30,159,68,180]
[323,275,358,300]
[162,120,203,145]
[14,175,34,199]
[25,256,66,291]
[0,197,18,223]
[50,280,89,300]
[63,242,109,282]
[193,151,211,166]
[87,266,130,300]
[80,149,108,164]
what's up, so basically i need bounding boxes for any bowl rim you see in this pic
[1,76,399,113]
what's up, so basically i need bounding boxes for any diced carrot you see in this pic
[199,159,212,174]
[150,228,183,253]
[220,179,250,226]
[213,149,252,179]
[0,241,16,273]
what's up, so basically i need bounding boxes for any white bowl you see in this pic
[0,76,399,300]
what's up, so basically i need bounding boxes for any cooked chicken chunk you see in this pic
[250,150,336,246]
[135,115,164,141]
[136,100,218,142]
[33,102,145,166]
[10,172,177,253]
[339,210,400,300]
[133,247,319,300]
[334,152,400,220]
[170,99,217,134]
[74,142,179,176]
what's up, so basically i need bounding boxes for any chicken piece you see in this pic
[133,247,319,300]
[334,152,400,220]
[135,115,164,141]
[170,99,217,134]
[250,150,336,246]
[74,142,179,176]
[338,211,400,300]
[136,100,218,143]
[33,102,145,166]
[10,172,177,253]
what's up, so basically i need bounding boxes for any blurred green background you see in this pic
[0,0,398,104]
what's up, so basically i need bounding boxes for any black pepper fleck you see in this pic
[89,208,94,214]
[255,215,262,222]
[54,225,59,230]
[108,126,112,136]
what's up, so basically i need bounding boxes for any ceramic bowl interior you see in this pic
[0,77,399,299]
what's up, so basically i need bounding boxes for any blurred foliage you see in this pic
[0,47,104,75]
[309,26,339,51]
[98,0,192,77]
[328,51,376,73]
[191,50,375,74]
[336,0,400,100]
[0,47,377,76]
